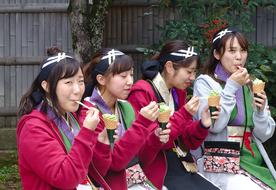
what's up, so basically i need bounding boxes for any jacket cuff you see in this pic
[196,120,209,136]
[79,127,97,143]
[179,106,193,120]
[225,78,241,95]
[94,141,111,156]
[136,113,154,126]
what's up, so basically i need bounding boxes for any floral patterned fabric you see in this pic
[203,141,240,174]
[126,164,147,186]
[126,164,156,190]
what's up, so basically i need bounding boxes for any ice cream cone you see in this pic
[102,114,118,144]
[252,82,265,94]
[208,92,220,127]
[158,110,171,123]
[158,103,171,130]
[208,95,220,107]
[103,119,118,130]
[252,79,265,111]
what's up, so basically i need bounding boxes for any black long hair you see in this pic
[83,48,134,98]
[18,49,82,117]
[202,28,248,76]
[141,40,200,80]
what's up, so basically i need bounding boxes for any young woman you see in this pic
[17,50,110,189]
[78,48,170,190]
[128,40,220,189]
[193,27,276,190]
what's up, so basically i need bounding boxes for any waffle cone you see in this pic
[208,96,220,107]
[158,110,171,123]
[103,118,118,130]
[252,82,265,94]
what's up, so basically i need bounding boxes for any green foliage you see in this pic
[85,0,112,52]
[0,151,20,189]
[154,0,258,57]
[247,44,276,116]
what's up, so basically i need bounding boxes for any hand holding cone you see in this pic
[158,103,171,130]
[102,114,118,144]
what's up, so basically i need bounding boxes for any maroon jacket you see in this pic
[78,100,157,190]
[128,80,209,189]
[17,110,110,190]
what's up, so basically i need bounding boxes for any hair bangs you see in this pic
[58,58,82,80]
[219,32,248,55]
[234,32,248,51]
[109,55,134,75]
[173,55,200,70]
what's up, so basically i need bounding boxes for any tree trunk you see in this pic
[68,0,111,64]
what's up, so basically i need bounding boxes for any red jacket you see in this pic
[78,100,157,190]
[16,110,110,190]
[128,80,209,189]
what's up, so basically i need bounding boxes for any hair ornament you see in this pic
[212,28,232,43]
[92,49,125,76]
[101,49,125,65]
[38,52,73,83]
[42,52,72,69]
[170,46,197,58]
[159,46,198,65]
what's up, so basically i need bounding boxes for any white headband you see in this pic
[42,52,73,69]
[170,46,197,58]
[101,49,125,65]
[212,28,232,43]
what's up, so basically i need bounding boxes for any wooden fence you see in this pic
[0,0,275,149]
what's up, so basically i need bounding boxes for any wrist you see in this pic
[200,120,210,129]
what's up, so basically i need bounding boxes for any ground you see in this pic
[0,151,20,190]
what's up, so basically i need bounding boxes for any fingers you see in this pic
[210,110,220,120]
[160,128,171,135]
[188,96,200,105]
[210,105,221,119]
[83,108,100,130]
[254,92,266,102]
[140,101,159,121]
[147,101,158,109]
[232,67,250,85]
[185,96,200,115]
[254,92,266,111]
[97,129,110,145]
[86,107,99,117]
[113,134,120,142]
[200,106,212,128]
[155,126,171,144]
[165,122,171,129]
[159,128,171,143]
[159,134,170,143]
[216,105,221,111]
[151,102,160,116]
[155,128,162,136]
[254,91,266,99]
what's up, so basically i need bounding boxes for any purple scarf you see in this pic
[36,102,80,145]
[214,63,245,125]
[171,88,179,110]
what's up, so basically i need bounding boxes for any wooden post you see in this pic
[68,0,112,64]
